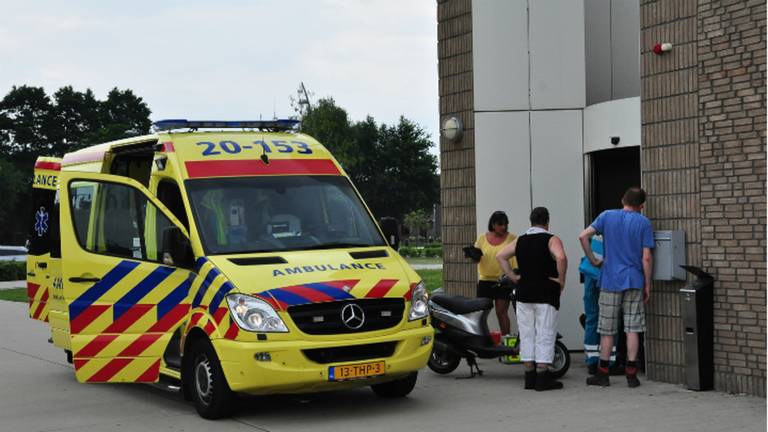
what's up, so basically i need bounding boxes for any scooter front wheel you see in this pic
[427,341,461,375]
[549,340,571,379]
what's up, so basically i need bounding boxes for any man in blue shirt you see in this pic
[578,187,654,387]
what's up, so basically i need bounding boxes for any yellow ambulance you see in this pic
[27,119,433,418]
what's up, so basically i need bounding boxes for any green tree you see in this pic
[404,209,430,239]
[49,86,100,154]
[299,96,439,221]
[0,85,55,167]
[0,158,26,240]
[90,88,152,143]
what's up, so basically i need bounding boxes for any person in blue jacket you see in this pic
[579,238,617,375]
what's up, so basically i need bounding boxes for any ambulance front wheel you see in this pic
[371,372,418,398]
[189,339,236,419]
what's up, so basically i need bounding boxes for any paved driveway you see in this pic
[0,300,763,432]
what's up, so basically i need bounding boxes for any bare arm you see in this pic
[496,239,520,282]
[642,247,653,303]
[578,226,602,267]
[549,236,568,292]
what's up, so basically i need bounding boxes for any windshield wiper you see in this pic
[299,242,374,251]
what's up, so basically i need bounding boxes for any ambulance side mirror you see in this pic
[162,226,194,269]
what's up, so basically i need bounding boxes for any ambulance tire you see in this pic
[370,372,418,398]
[189,339,236,419]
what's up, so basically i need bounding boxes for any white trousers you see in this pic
[516,302,558,364]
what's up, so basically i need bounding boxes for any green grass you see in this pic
[415,269,442,293]
[0,288,28,303]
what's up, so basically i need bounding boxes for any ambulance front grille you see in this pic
[288,298,404,335]
[302,342,398,364]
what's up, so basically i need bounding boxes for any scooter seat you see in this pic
[431,294,493,314]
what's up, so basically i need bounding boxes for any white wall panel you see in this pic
[529,0,586,109]
[475,112,531,239]
[584,97,640,153]
[611,0,641,99]
[585,0,612,105]
[530,110,584,349]
[472,0,529,111]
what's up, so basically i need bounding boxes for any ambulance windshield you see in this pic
[186,176,386,254]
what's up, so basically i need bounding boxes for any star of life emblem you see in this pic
[34,207,49,237]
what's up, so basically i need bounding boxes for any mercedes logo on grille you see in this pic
[340,303,365,330]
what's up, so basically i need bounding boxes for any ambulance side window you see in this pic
[69,180,179,263]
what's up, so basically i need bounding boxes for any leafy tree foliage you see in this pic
[300,97,439,221]
[0,85,152,243]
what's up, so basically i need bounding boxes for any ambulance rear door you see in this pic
[26,157,61,322]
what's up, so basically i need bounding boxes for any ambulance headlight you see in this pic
[408,281,429,321]
[226,294,288,333]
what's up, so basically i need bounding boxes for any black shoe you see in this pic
[535,370,563,391]
[627,374,641,388]
[586,368,610,387]
[587,364,597,376]
[524,370,536,390]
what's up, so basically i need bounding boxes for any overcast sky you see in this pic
[0,1,439,148]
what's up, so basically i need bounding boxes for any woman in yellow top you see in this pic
[475,211,517,336]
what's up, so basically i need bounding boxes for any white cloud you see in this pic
[0,0,439,143]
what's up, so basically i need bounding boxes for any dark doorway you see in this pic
[588,146,641,221]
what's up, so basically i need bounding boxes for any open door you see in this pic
[59,172,194,383]
[26,157,61,322]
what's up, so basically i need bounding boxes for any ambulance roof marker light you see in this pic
[152,119,301,132]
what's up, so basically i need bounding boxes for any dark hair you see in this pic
[529,207,549,226]
[622,187,647,207]
[487,211,509,231]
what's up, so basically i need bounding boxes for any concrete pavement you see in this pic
[0,300,764,432]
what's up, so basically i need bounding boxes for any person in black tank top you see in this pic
[496,207,568,391]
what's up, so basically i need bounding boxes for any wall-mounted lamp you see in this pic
[652,43,673,55]
[441,116,463,142]
[610,136,620,146]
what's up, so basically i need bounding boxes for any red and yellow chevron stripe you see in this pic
[27,282,49,322]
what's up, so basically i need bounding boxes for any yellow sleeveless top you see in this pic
[475,233,517,281]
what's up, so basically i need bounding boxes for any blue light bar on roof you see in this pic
[152,119,300,132]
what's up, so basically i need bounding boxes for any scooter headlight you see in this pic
[226,294,289,333]
[408,281,429,321]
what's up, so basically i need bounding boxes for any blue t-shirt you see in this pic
[591,209,654,292]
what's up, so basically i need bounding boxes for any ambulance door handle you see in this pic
[37,262,48,269]
[27,271,36,277]
[69,276,101,283]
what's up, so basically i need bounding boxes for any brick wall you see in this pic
[641,0,766,396]
[640,0,701,385]
[438,0,477,297]
[697,0,766,396]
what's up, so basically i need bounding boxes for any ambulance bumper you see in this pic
[213,326,434,394]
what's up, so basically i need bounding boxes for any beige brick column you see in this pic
[438,0,477,297]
